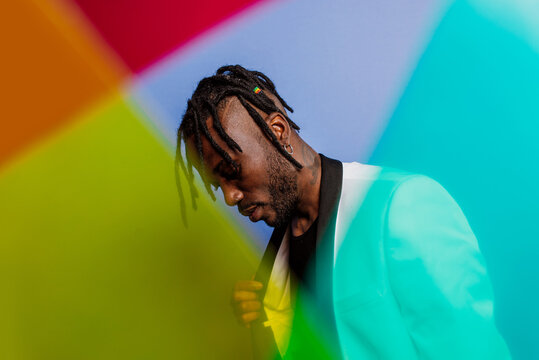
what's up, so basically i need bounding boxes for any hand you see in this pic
[231,279,263,328]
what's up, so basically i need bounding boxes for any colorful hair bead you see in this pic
[253,86,262,94]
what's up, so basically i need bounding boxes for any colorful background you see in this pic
[1,0,537,358]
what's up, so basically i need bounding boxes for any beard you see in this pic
[265,151,299,228]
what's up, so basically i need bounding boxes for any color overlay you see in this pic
[1,0,537,358]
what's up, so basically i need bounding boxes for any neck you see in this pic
[290,142,321,237]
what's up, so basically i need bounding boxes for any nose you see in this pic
[221,182,244,206]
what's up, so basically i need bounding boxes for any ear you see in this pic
[266,112,290,144]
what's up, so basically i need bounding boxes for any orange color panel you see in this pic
[0,0,128,167]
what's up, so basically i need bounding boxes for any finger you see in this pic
[232,300,261,317]
[234,280,263,291]
[241,311,260,325]
[238,300,262,313]
[232,290,259,302]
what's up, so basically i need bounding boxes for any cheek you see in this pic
[242,158,269,187]
[236,139,277,196]
[242,171,270,201]
[244,178,269,200]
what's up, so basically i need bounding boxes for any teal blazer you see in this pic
[255,155,511,359]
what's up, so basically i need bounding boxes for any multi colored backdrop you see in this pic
[1,0,537,358]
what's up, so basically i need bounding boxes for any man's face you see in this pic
[186,101,299,228]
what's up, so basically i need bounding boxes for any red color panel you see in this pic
[72,0,266,73]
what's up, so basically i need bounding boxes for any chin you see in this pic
[263,213,280,228]
[261,208,293,228]
[265,215,290,228]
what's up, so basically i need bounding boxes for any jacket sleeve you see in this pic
[384,175,511,359]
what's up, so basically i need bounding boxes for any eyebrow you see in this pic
[212,160,225,176]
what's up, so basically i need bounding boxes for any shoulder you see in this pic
[336,162,431,231]
[342,161,419,182]
[341,161,430,196]
[341,161,454,198]
[386,174,465,227]
[338,162,461,228]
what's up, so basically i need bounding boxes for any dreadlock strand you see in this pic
[237,95,303,169]
[215,65,294,114]
[203,179,217,201]
[234,89,300,133]
[248,69,294,114]
[198,117,238,170]
[204,100,242,153]
[214,87,277,119]
[212,77,297,131]
[174,138,188,226]
[232,87,280,118]
[191,104,205,167]
[236,95,275,140]
[183,139,199,200]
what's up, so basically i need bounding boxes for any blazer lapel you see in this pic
[315,154,343,357]
[315,154,343,297]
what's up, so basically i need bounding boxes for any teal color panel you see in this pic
[369,1,539,359]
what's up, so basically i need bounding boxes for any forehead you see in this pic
[184,97,264,169]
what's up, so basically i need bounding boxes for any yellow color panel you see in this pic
[0,94,257,359]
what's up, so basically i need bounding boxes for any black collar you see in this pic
[314,154,343,302]
[313,154,343,359]
[252,154,343,359]
[255,154,343,306]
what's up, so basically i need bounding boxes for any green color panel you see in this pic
[0,95,257,359]
[369,1,539,359]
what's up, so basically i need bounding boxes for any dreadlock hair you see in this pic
[175,65,303,224]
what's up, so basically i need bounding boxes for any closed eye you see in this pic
[220,162,241,181]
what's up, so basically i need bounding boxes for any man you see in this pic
[176,65,511,359]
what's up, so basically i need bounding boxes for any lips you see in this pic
[239,204,263,222]
[239,205,256,217]
[249,206,262,222]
